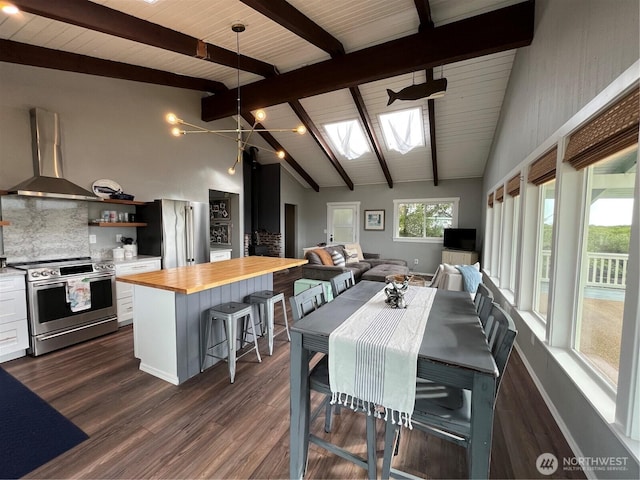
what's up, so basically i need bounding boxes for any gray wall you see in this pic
[0,62,245,255]
[296,178,483,274]
[484,0,640,190]
[483,1,639,477]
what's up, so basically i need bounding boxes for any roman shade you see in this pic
[507,173,521,197]
[495,186,504,203]
[528,146,557,186]
[487,192,494,208]
[564,87,639,170]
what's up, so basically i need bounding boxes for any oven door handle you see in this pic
[36,317,116,341]
[31,273,114,289]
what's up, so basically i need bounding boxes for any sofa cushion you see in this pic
[305,250,322,265]
[313,248,334,266]
[344,243,365,261]
[330,249,345,266]
[343,247,360,264]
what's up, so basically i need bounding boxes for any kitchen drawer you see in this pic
[0,275,25,293]
[116,259,161,276]
[116,280,133,299]
[0,289,27,325]
[117,297,134,323]
[0,319,29,356]
[210,250,231,262]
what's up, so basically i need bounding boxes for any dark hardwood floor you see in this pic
[3,267,585,479]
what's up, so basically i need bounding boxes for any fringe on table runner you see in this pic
[330,391,413,429]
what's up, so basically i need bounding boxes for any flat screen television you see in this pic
[443,228,476,251]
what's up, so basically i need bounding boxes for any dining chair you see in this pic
[289,283,327,321]
[474,283,494,328]
[381,302,517,480]
[330,270,355,297]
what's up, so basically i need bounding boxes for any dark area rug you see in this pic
[0,367,88,479]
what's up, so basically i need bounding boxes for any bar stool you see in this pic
[247,290,290,356]
[200,301,262,383]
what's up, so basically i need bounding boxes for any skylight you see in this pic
[379,107,425,154]
[324,120,370,160]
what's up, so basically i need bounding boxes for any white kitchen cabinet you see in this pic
[0,274,29,362]
[442,249,479,266]
[115,258,161,326]
[210,249,232,262]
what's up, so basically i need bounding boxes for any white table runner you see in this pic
[328,285,437,428]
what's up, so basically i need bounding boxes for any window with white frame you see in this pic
[573,145,637,388]
[533,179,555,322]
[393,198,459,242]
[509,194,521,292]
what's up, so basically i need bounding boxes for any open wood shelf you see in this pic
[100,198,147,206]
[0,220,10,226]
[89,222,147,227]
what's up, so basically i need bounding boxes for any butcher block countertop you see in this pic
[116,256,307,295]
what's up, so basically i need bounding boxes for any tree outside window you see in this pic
[394,198,459,242]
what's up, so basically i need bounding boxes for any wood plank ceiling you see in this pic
[0,0,534,191]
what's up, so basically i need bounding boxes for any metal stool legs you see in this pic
[200,302,261,383]
[248,290,290,356]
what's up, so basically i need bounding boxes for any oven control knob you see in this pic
[31,271,40,278]
[40,270,49,277]
[106,263,115,269]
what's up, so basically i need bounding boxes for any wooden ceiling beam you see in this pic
[240,0,345,57]
[414,0,439,185]
[202,1,534,120]
[242,0,362,190]
[12,0,277,78]
[0,39,226,93]
[242,0,394,188]
[288,101,354,191]
[349,88,393,188]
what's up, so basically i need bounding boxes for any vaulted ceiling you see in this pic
[0,0,535,191]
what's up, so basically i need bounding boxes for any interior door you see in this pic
[327,202,360,244]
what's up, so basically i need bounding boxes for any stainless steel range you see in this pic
[10,257,117,356]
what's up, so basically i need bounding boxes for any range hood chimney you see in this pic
[8,108,99,201]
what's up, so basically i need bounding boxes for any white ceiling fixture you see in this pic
[165,23,306,175]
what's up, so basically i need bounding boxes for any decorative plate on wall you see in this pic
[92,179,122,198]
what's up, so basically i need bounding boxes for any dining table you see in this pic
[289,280,498,479]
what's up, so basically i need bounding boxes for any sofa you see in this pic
[301,243,408,282]
[429,262,482,293]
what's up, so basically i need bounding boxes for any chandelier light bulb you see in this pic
[165,113,179,125]
[170,127,182,137]
[255,110,267,122]
[1,3,19,15]
[277,151,286,159]
[228,166,236,175]
[296,125,307,135]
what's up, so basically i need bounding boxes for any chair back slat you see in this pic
[485,303,517,391]
[289,284,328,321]
[330,271,355,297]
[474,283,494,327]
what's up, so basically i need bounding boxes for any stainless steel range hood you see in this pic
[8,108,99,201]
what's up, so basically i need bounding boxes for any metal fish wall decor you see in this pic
[386,78,448,106]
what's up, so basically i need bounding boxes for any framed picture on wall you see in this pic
[364,209,385,230]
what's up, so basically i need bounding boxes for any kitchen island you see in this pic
[117,256,307,384]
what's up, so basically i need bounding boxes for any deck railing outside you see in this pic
[541,251,629,289]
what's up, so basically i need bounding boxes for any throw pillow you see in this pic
[313,248,334,266]
[305,251,322,265]
[331,250,345,266]
[344,243,365,261]
[343,247,360,264]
